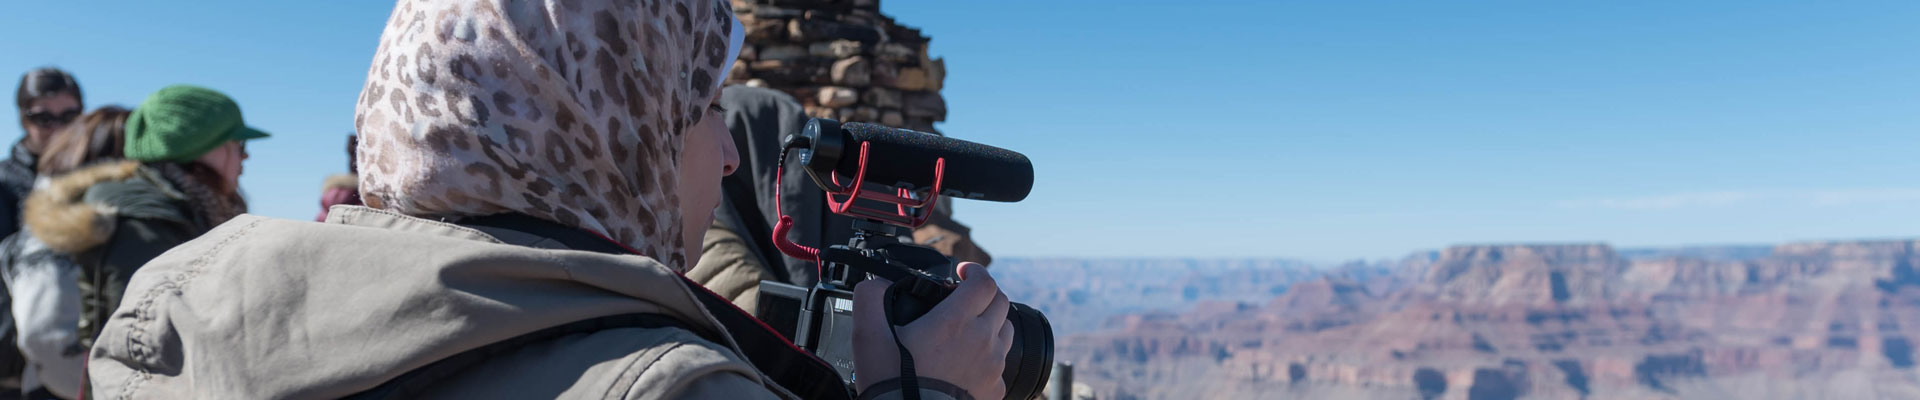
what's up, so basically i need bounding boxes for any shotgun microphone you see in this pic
[792,118,1034,202]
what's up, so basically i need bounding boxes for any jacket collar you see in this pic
[458,213,639,255]
[8,140,36,174]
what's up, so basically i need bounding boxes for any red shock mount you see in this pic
[773,141,946,265]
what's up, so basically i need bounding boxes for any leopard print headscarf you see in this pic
[354,0,743,270]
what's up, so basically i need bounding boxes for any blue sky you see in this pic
[3,1,1918,262]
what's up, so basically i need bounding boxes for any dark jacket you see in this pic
[0,141,39,394]
[22,161,223,347]
[0,142,39,241]
[711,85,843,288]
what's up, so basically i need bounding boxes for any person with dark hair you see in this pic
[22,86,263,377]
[0,67,85,400]
[87,1,1012,399]
[6,68,84,242]
[315,134,361,222]
[0,106,130,399]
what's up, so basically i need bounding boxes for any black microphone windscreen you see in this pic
[832,122,1034,202]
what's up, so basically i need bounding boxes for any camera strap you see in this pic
[891,324,923,400]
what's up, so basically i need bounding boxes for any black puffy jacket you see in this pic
[0,142,39,241]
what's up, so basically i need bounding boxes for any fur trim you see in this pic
[25,161,141,254]
[322,174,358,191]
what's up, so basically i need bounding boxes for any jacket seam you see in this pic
[657,276,785,392]
[347,207,507,245]
[115,218,263,400]
[544,250,576,282]
[605,341,688,400]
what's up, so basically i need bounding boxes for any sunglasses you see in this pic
[24,109,81,127]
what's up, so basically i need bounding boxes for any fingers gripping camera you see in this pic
[759,119,1054,400]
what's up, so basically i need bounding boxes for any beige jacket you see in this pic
[85,207,801,399]
[688,219,769,311]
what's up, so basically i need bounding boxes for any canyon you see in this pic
[998,240,1920,399]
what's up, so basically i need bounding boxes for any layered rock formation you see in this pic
[1420,244,1628,304]
[993,258,1322,335]
[1059,241,1920,400]
[726,0,947,132]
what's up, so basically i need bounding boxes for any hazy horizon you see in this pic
[3,1,1916,260]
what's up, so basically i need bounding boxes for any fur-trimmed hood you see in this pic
[23,161,194,255]
[315,174,363,222]
[321,173,357,192]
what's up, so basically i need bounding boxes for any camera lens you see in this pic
[1001,302,1055,400]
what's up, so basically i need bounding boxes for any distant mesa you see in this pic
[1422,243,1624,305]
[1015,239,1920,399]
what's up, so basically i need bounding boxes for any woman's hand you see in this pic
[853,262,1014,399]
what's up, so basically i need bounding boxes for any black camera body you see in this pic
[760,119,1054,400]
[759,220,1054,400]
[758,220,951,375]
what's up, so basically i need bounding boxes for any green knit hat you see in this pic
[124,85,270,162]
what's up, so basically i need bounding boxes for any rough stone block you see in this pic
[893,67,927,91]
[830,56,870,86]
[816,86,859,108]
[861,86,900,108]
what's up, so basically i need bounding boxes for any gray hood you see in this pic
[85,207,764,399]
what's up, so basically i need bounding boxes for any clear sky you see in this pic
[3,1,1918,262]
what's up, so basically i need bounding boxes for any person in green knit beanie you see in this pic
[17,84,267,367]
[122,84,268,191]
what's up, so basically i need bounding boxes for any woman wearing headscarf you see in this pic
[86,1,1012,399]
